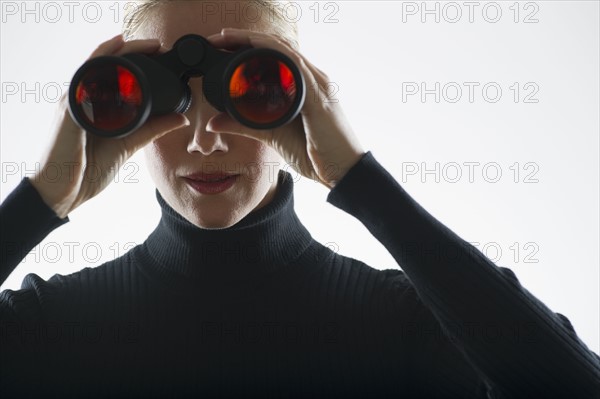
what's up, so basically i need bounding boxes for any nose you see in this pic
[186,118,229,156]
[185,77,229,156]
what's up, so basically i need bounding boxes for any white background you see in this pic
[1,1,599,355]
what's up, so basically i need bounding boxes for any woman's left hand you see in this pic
[205,28,365,189]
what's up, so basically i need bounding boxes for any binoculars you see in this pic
[68,34,306,138]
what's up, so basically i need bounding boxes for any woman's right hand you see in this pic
[30,34,190,219]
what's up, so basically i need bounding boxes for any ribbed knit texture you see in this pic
[1,151,599,398]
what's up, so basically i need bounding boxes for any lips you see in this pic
[182,173,240,195]
[183,172,239,182]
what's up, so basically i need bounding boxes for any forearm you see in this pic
[327,151,600,397]
[0,178,69,284]
[28,175,73,219]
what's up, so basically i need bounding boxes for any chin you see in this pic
[190,210,243,230]
[195,220,234,230]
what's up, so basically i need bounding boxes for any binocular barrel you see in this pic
[68,34,306,138]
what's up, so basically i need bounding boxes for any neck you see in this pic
[138,170,314,291]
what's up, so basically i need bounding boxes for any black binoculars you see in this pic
[68,34,306,138]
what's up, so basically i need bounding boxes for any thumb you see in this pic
[206,113,270,143]
[125,113,190,153]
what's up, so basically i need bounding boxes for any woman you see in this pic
[1,1,599,397]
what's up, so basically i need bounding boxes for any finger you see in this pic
[88,34,125,59]
[302,57,329,86]
[206,113,272,143]
[205,32,221,40]
[210,28,274,49]
[220,27,297,50]
[216,29,326,82]
[209,29,333,114]
[218,29,332,103]
[114,38,163,56]
[241,35,330,114]
[212,29,322,86]
[122,113,190,154]
[302,58,339,104]
[206,29,255,51]
[208,28,294,52]
[88,37,164,61]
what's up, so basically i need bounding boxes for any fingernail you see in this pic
[111,34,123,42]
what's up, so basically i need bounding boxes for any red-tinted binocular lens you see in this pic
[68,35,304,137]
[227,53,298,125]
[72,61,146,133]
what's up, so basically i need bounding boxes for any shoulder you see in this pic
[321,242,416,291]
[314,242,422,311]
[0,246,142,318]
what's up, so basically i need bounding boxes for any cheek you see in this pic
[245,140,280,165]
[144,141,177,182]
[243,142,281,180]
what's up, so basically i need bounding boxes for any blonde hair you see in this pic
[122,0,300,50]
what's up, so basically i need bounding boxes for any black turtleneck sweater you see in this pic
[1,151,599,398]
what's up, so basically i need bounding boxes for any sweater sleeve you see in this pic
[0,178,69,395]
[326,151,600,398]
[0,177,69,285]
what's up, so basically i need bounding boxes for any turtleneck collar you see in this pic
[136,170,314,291]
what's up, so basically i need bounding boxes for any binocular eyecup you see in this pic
[68,34,306,138]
